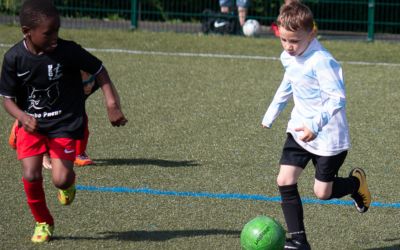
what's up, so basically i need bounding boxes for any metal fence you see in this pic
[0,0,399,41]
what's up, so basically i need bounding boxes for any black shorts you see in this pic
[279,134,347,182]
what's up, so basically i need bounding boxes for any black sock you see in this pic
[279,184,307,243]
[330,176,360,199]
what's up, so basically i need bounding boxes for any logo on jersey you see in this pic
[17,71,30,77]
[48,63,63,81]
[27,82,60,111]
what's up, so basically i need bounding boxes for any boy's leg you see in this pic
[277,134,311,249]
[75,114,89,156]
[17,129,54,243]
[237,0,250,26]
[52,158,76,205]
[75,134,88,157]
[278,165,310,249]
[74,134,94,166]
[22,172,54,226]
[23,173,55,243]
[313,151,355,199]
[74,114,94,166]
[48,138,77,205]
[324,177,358,199]
[237,7,247,26]
[313,151,371,212]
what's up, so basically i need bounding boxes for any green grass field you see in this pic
[1,25,400,249]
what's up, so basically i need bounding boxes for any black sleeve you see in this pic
[0,50,18,98]
[67,40,103,76]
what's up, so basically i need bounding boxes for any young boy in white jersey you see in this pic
[261,2,371,249]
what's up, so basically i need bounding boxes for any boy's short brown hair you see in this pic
[277,2,314,32]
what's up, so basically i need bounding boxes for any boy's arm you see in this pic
[2,97,37,132]
[95,67,128,127]
[261,76,292,128]
[305,58,345,135]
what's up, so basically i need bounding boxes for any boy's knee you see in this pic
[53,178,74,189]
[313,188,331,200]
[22,169,42,182]
[276,175,284,186]
[277,175,296,186]
[52,172,75,189]
[22,174,42,183]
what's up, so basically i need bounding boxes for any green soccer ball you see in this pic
[240,216,286,250]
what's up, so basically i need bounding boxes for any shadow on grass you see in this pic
[366,238,400,250]
[366,246,400,250]
[92,158,200,167]
[101,229,240,241]
[53,229,240,241]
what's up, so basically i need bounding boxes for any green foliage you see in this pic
[1,0,400,33]
[0,0,21,14]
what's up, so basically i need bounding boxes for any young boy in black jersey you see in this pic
[0,0,127,243]
[8,70,98,169]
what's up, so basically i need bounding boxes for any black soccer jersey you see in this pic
[0,38,102,139]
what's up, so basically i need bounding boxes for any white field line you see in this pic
[1,43,400,67]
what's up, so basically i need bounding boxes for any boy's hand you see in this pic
[20,114,37,133]
[295,125,316,142]
[107,106,128,127]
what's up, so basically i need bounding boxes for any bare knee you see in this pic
[52,168,75,189]
[277,174,296,186]
[313,179,334,200]
[277,165,302,186]
[52,174,75,189]
[23,172,42,182]
[51,159,75,189]
[313,187,331,200]
[21,158,43,182]
[277,175,286,186]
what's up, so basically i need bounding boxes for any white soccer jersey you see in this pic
[262,39,350,156]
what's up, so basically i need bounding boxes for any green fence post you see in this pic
[367,0,375,42]
[130,0,138,29]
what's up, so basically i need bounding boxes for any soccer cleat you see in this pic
[349,168,371,213]
[42,153,52,170]
[74,152,95,167]
[8,120,18,149]
[284,239,311,250]
[58,184,76,205]
[31,222,54,243]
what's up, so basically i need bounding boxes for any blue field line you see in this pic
[76,185,400,209]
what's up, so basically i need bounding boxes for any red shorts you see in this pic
[16,127,76,161]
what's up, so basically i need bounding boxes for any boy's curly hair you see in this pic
[19,0,59,28]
